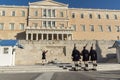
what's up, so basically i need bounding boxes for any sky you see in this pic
[0,0,120,10]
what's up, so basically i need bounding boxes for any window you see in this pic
[48,9,51,17]
[90,25,94,32]
[72,13,75,18]
[34,11,38,16]
[115,26,120,32]
[1,11,5,16]
[21,11,25,16]
[0,23,4,30]
[114,15,117,20]
[10,23,14,30]
[48,21,51,27]
[43,21,47,27]
[52,21,55,27]
[80,14,84,18]
[4,48,9,54]
[106,14,109,19]
[52,10,55,17]
[81,25,85,31]
[89,14,92,19]
[11,11,15,16]
[72,24,76,30]
[98,14,101,19]
[43,9,47,17]
[98,25,103,32]
[107,26,112,32]
[20,23,25,30]
[60,12,64,17]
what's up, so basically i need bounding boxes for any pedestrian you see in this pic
[72,47,81,71]
[89,46,97,71]
[81,46,89,71]
[42,50,48,65]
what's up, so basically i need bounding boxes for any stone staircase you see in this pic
[0,63,120,73]
[0,65,68,73]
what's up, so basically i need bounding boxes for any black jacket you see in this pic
[72,49,81,61]
[89,49,97,61]
[82,49,89,61]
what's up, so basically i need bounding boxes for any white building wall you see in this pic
[0,46,14,66]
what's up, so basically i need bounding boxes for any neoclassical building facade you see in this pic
[0,0,120,40]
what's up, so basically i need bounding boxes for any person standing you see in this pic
[89,46,97,71]
[72,47,81,71]
[81,46,89,71]
[42,50,48,65]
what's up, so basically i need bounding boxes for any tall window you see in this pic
[0,23,4,30]
[43,9,47,17]
[115,26,120,32]
[72,13,75,18]
[106,14,109,19]
[52,9,55,17]
[72,24,76,30]
[90,25,94,32]
[11,11,15,16]
[114,15,118,20]
[34,11,38,16]
[48,21,51,27]
[43,21,47,27]
[20,23,25,30]
[48,9,51,17]
[1,11,5,16]
[98,14,101,19]
[98,25,103,32]
[10,23,14,30]
[52,21,55,27]
[107,26,112,32]
[81,25,85,31]
[80,14,84,19]
[89,14,92,19]
[60,12,64,17]
[21,11,25,17]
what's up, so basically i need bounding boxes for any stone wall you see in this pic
[15,40,117,65]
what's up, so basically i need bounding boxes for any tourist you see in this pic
[42,50,48,65]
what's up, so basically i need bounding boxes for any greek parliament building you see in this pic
[0,0,120,65]
[0,0,120,40]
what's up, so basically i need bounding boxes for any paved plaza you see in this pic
[0,63,120,80]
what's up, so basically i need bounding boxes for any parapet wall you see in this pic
[15,40,117,65]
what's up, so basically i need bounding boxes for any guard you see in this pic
[81,46,89,71]
[72,47,81,71]
[89,45,97,71]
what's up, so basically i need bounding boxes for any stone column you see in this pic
[41,34,43,40]
[57,34,59,40]
[67,34,69,40]
[62,34,64,40]
[26,33,28,40]
[31,33,33,40]
[36,33,38,41]
[52,34,53,40]
[47,34,49,40]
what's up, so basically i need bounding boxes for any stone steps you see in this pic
[0,64,120,73]
[0,65,68,73]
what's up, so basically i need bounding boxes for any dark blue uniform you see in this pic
[72,48,81,61]
[89,49,97,61]
[82,47,89,61]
